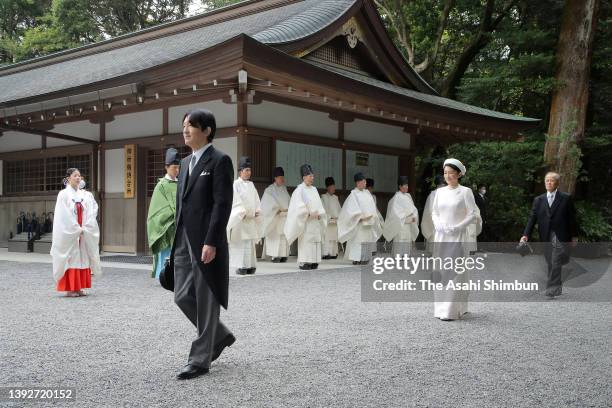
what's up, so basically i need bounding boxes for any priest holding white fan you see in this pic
[383,176,419,257]
[338,172,382,265]
[284,164,327,270]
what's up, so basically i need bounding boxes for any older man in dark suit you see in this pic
[173,108,236,379]
[521,172,578,297]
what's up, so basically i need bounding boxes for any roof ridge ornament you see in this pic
[342,18,363,49]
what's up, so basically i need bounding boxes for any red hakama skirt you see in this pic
[56,201,92,292]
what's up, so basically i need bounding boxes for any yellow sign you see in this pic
[124,144,136,198]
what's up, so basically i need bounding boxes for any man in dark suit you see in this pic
[173,109,236,379]
[521,172,578,297]
[474,184,488,241]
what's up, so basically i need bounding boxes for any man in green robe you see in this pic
[147,148,180,278]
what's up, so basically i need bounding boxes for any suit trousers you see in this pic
[174,225,231,367]
[544,232,565,292]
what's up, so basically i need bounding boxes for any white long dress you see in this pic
[320,192,341,257]
[260,183,291,258]
[383,191,419,257]
[338,188,382,262]
[284,183,327,264]
[227,178,263,269]
[51,185,101,282]
[431,185,478,319]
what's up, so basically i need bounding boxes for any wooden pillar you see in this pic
[339,120,347,191]
[162,107,169,136]
[408,154,416,195]
[92,144,99,193]
[237,99,248,159]
[98,122,106,251]
[135,146,148,255]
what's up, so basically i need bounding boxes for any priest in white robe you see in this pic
[338,172,383,265]
[366,177,385,226]
[261,166,290,263]
[227,156,263,275]
[320,176,342,259]
[383,176,419,257]
[421,174,446,254]
[284,164,327,270]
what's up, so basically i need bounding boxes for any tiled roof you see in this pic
[0,0,538,125]
[0,0,356,105]
[308,61,539,123]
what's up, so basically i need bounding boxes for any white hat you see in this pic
[443,158,466,176]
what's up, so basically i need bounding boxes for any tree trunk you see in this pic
[439,0,515,98]
[543,0,600,195]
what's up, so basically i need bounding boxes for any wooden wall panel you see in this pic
[102,193,137,253]
[248,135,272,184]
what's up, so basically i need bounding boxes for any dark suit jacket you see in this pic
[175,145,234,309]
[474,192,487,222]
[523,191,577,243]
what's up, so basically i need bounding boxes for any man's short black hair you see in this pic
[183,109,216,142]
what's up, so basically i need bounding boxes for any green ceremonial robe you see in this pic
[147,177,178,277]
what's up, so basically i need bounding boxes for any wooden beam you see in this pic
[248,126,411,156]
[0,124,97,145]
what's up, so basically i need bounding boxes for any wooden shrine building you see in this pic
[0,0,538,253]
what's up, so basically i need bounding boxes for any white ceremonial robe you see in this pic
[261,183,291,258]
[320,192,341,257]
[421,189,438,254]
[227,178,263,269]
[369,192,385,225]
[51,185,101,282]
[284,183,327,264]
[383,191,419,257]
[431,185,479,320]
[337,188,382,262]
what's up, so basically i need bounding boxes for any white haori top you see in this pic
[431,185,479,245]
[383,191,419,242]
[320,192,341,221]
[51,185,101,282]
[260,183,291,237]
[337,188,382,243]
[227,178,263,242]
[284,182,327,245]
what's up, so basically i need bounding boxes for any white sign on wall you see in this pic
[346,150,398,193]
[275,141,342,188]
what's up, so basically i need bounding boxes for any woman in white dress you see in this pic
[51,168,101,297]
[431,159,479,320]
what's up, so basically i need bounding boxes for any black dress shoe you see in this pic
[299,264,311,270]
[352,261,360,265]
[236,269,248,275]
[331,255,338,259]
[322,255,330,260]
[271,258,280,263]
[280,257,288,263]
[212,333,236,362]
[311,263,318,269]
[247,268,256,275]
[176,364,209,380]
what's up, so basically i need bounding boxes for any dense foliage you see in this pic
[0,0,609,240]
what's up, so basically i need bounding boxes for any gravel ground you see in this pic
[0,259,610,408]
